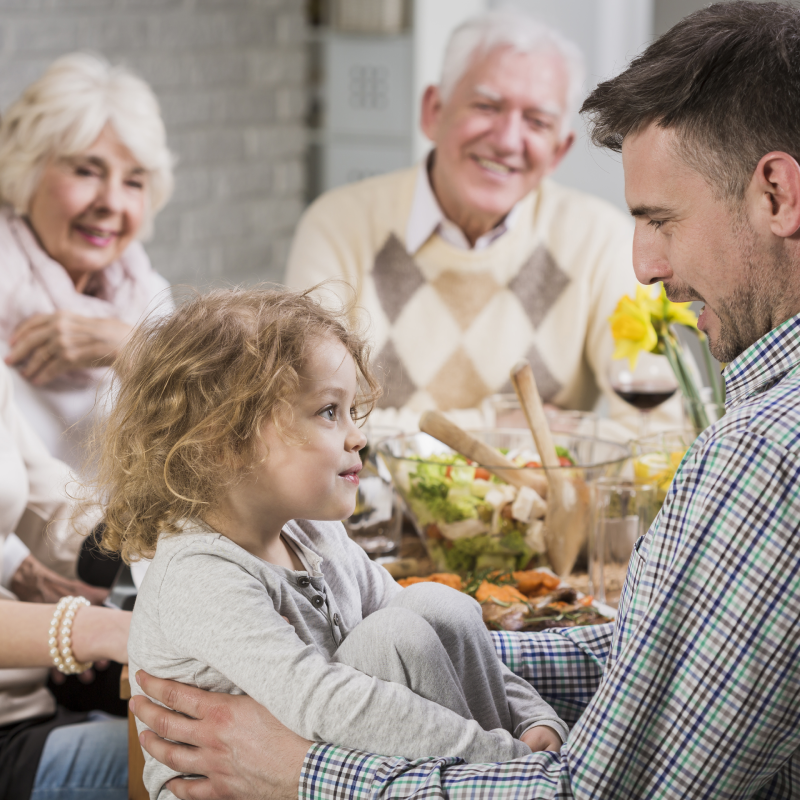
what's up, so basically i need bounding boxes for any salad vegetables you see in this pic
[399,447,575,574]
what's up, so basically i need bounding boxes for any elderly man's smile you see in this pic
[472,156,519,176]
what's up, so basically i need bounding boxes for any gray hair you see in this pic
[0,52,174,239]
[440,10,586,136]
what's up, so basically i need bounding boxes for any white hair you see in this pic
[440,11,586,135]
[0,52,174,239]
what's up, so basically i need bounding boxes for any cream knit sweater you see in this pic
[286,167,649,427]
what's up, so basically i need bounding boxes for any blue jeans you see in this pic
[29,711,127,800]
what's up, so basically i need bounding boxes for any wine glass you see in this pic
[608,351,679,435]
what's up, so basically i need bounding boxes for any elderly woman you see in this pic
[0,53,173,470]
[0,360,131,800]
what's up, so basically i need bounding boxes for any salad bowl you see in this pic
[378,430,630,575]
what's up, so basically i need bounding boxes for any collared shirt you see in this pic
[405,158,521,254]
[299,313,800,799]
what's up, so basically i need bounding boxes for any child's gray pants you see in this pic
[332,582,568,743]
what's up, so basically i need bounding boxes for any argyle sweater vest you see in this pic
[286,167,638,421]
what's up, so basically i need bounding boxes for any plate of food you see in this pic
[397,567,615,632]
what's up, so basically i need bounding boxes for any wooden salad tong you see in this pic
[510,361,589,577]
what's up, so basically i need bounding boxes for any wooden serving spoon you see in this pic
[509,361,588,577]
[418,410,548,497]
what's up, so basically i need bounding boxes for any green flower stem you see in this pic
[698,333,726,406]
[661,333,710,434]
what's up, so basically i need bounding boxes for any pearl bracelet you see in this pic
[49,596,93,675]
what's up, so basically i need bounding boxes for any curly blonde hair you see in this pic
[95,285,380,563]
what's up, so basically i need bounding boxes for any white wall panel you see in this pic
[326,34,413,137]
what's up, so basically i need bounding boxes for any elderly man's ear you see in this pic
[420,85,444,142]
[749,151,800,239]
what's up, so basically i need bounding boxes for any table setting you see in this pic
[341,286,727,635]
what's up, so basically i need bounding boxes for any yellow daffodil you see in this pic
[609,284,722,438]
[636,285,662,317]
[651,285,698,329]
[609,294,658,368]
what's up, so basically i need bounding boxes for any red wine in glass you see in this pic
[608,354,680,436]
[613,382,678,410]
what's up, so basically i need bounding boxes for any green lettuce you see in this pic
[407,457,487,525]
[436,530,533,575]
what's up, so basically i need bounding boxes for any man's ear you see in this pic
[544,130,576,177]
[749,151,800,238]
[420,85,442,142]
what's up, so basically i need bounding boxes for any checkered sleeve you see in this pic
[301,742,570,800]
[491,624,612,726]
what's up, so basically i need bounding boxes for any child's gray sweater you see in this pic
[128,519,567,798]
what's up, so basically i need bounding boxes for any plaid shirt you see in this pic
[300,313,800,800]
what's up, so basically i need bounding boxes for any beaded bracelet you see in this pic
[49,596,93,675]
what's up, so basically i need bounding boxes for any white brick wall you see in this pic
[0,0,307,287]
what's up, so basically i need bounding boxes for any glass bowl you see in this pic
[378,430,630,576]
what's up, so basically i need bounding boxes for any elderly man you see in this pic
[286,11,639,426]
[131,3,800,797]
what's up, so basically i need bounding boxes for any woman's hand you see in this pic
[131,671,311,800]
[5,312,132,384]
[10,554,109,605]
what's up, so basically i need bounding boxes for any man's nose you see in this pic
[490,110,524,154]
[632,226,671,286]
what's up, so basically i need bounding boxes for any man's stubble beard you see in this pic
[707,209,781,363]
[665,208,782,363]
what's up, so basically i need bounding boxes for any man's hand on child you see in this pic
[520,725,563,753]
[131,670,311,800]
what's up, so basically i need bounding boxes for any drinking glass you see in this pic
[631,428,697,505]
[589,478,656,604]
[608,352,679,435]
[342,427,403,558]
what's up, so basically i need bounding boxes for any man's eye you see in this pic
[526,117,551,130]
[126,178,145,190]
[648,219,664,230]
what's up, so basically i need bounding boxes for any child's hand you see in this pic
[520,725,563,753]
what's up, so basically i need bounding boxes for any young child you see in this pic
[97,287,568,798]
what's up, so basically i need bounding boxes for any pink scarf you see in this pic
[0,206,170,390]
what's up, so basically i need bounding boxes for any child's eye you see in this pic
[319,405,337,421]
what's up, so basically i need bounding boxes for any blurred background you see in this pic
[0,0,772,288]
